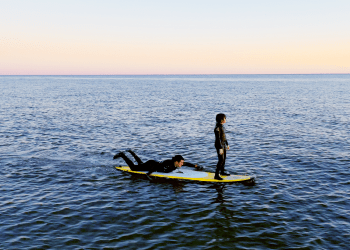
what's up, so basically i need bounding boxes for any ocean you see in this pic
[1,75,349,249]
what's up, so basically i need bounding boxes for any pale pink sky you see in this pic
[1,0,350,75]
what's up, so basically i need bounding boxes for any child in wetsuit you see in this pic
[214,113,230,180]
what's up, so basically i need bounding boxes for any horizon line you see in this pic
[1,73,350,76]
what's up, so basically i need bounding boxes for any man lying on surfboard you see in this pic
[113,150,202,176]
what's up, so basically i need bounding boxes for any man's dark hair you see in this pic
[172,155,184,162]
[216,113,226,123]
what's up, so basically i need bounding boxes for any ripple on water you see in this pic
[1,75,350,249]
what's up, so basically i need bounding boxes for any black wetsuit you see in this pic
[117,151,196,175]
[214,123,229,175]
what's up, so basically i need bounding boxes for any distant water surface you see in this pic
[0,75,349,249]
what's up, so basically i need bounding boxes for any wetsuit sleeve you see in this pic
[223,126,229,147]
[214,127,223,149]
[183,162,196,168]
[183,162,203,170]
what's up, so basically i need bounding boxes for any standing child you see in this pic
[214,113,230,180]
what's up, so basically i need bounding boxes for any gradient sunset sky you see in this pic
[1,0,349,75]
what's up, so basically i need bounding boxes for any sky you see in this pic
[1,0,350,75]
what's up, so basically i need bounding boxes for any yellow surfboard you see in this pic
[115,166,254,183]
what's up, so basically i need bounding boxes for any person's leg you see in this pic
[113,152,135,168]
[114,152,157,172]
[220,149,230,176]
[127,150,144,164]
[114,152,159,174]
[215,149,224,180]
[135,160,158,172]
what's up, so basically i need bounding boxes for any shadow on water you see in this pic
[242,177,256,186]
[115,169,189,193]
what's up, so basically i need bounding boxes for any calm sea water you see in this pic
[1,75,349,250]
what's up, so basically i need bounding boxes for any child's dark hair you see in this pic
[172,155,184,162]
[216,113,226,123]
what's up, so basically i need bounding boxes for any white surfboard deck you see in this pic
[115,166,254,183]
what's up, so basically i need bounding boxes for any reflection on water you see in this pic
[211,184,227,204]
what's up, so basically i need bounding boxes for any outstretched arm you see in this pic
[183,162,203,170]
